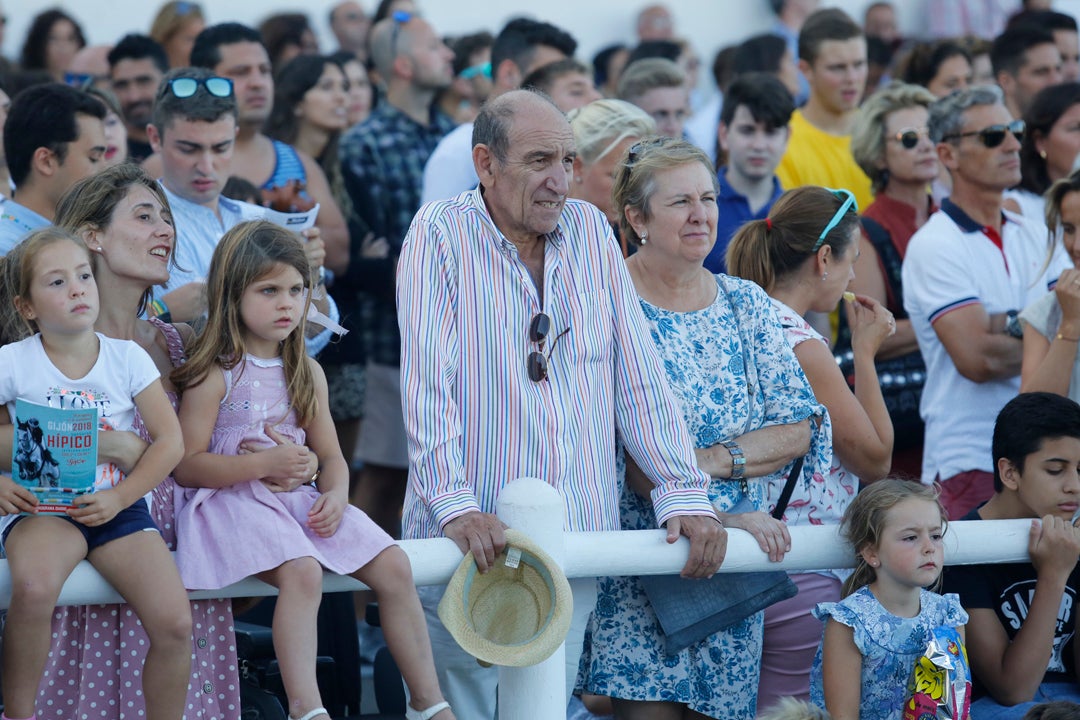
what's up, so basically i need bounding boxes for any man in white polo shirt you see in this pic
[903,84,1069,520]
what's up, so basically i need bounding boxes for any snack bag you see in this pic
[903,625,971,720]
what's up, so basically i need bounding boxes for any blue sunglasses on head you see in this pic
[813,188,858,251]
[167,76,233,99]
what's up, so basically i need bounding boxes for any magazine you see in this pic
[12,398,98,514]
[260,203,329,285]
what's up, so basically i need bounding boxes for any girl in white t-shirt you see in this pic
[0,228,190,720]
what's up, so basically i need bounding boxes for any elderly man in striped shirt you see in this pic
[397,88,725,720]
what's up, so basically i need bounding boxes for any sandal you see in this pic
[405,701,451,720]
[290,709,329,720]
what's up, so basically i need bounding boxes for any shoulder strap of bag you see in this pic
[715,276,807,521]
[771,456,804,520]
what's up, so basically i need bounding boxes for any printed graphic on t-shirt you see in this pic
[45,386,115,429]
[999,579,1076,673]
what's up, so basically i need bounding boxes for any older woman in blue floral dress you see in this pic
[578,138,830,719]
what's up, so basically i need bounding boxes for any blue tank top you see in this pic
[262,140,308,190]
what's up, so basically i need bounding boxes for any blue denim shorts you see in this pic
[2,497,159,552]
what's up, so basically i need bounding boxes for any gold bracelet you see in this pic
[1056,332,1080,342]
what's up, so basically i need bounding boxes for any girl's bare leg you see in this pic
[352,546,454,719]
[2,518,88,718]
[91,530,193,720]
[257,557,329,719]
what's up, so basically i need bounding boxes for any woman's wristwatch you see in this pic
[721,440,746,480]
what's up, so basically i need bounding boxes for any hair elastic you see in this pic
[765,218,772,230]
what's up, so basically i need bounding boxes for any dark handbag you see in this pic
[833,216,925,450]
[640,460,803,655]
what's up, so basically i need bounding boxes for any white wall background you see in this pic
[4,0,1080,98]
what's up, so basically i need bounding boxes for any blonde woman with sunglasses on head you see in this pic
[579,137,826,720]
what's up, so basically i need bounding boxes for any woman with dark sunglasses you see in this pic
[727,185,896,713]
[578,137,825,720]
[839,81,939,479]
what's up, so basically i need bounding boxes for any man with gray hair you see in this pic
[902,84,1069,519]
[398,87,724,720]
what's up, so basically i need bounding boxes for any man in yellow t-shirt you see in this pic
[776,7,873,211]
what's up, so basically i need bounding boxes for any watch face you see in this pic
[1005,312,1023,339]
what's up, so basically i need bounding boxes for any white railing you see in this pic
[0,478,1033,719]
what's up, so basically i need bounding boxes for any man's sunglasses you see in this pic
[167,76,233,99]
[942,119,1025,149]
[459,62,491,80]
[890,126,931,149]
[389,10,412,57]
[527,312,571,382]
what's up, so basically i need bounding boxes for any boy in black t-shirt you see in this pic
[943,392,1080,718]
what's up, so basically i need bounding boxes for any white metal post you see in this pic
[494,477,568,720]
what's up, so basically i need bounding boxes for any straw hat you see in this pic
[437,529,573,667]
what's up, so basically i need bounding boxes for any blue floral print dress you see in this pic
[810,586,969,720]
[579,274,829,719]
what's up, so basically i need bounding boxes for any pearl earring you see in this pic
[822,271,829,280]
[1040,149,1048,159]
[574,176,582,182]
[640,231,648,244]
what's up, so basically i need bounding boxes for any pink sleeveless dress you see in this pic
[38,319,242,719]
[174,354,393,590]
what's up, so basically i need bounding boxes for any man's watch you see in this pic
[1004,310,1023,339]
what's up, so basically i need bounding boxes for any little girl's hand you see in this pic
[68,489,124,527]
[308,490,346,538]
[717,510,791,562]
[261,442,311,482]
[0,475,39,515]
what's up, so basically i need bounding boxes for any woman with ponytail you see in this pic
[728,184,897,712]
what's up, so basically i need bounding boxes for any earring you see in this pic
[1040,149,1048,159]
[574,176,582,182]
[640,231,648,244]
[821,271,829,280]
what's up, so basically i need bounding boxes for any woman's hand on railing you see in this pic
[717,510,791,562]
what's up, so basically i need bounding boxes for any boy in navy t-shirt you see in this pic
[943,392,1080,718]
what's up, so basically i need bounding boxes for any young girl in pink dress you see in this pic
[171,221,454,720]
